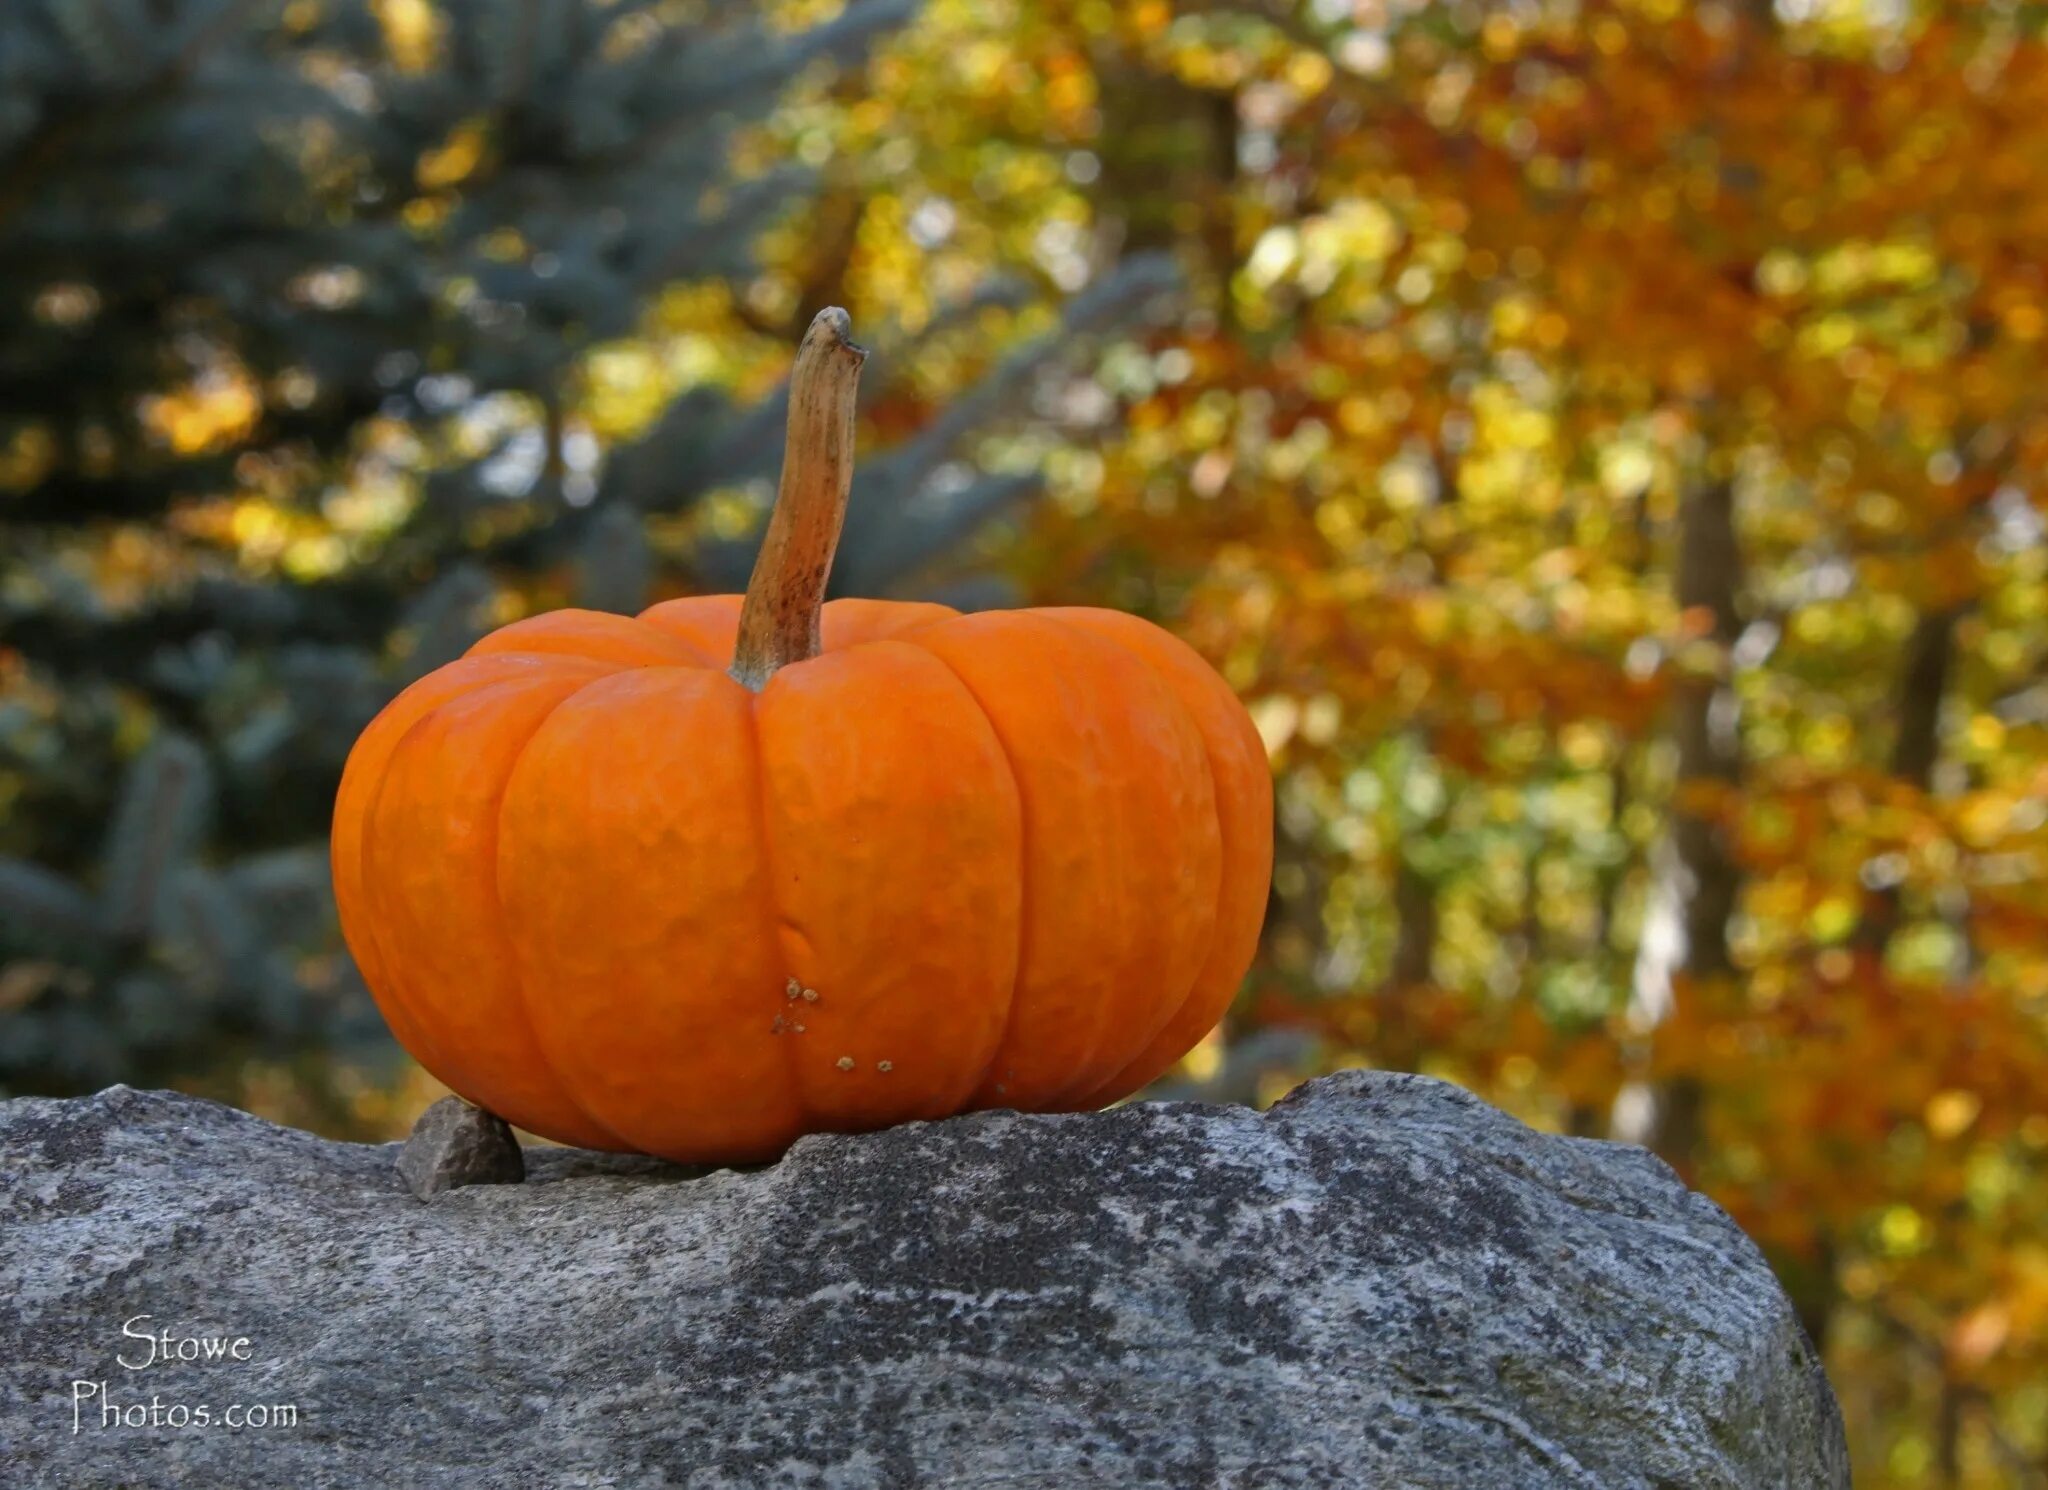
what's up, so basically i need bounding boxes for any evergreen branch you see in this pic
[0,0,268,229]
[0,857,100,942]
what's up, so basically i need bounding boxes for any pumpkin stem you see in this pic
[729,306,868,690]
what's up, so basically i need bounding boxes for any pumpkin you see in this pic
[332,309,1272,1163]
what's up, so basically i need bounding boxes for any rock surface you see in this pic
[395,1095,526,1199]
[0,1071,1846,1488]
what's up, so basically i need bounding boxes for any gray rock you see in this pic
[0,1071,1847,1488]
[396,1095,525,1199]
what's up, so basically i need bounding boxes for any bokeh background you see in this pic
[4,0,2045,1482]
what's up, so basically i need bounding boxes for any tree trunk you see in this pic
[1671,478,1745,984]
[1389,849,1438,990]
[1858,607,1959,954]
[1620,477,1744,1173]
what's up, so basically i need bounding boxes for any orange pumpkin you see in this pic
[332,310,1272,1163]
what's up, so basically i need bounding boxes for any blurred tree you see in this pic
[0,0,1174,1122]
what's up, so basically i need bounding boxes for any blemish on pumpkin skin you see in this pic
[835,1056,855,1072]
[801,987,820,1003]
[877,1061,893,1073]
[784,978,802,1002]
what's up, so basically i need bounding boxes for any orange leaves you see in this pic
[1185,560,1665,764]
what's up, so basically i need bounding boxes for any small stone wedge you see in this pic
[395,1096,525,1199]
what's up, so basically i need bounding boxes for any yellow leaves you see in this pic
[416,116,488,191]
[1559,721,1610,771]
[400,195,451,232]
[1178,390,1235,453]
[141,368,261,457]
[226,499,298,561]
[1808,894,1859,944]
[1744,871,1811,937]
[1811,239,1938,299]
[1175,44,1252,92]
[1479,13,1521,62]
[1243,679,1353,758]
[478,227,525,264]
[769,0,863,35]
[1301,199,1401,286]
[1044,61,1097,132]
[1378,454,1433,512]
[1756,250,1809,299]
[1284,50,1334,98]
[321,479,415,541]
[1924,1090,1983,1141]
[1254,1068,1307,1107]
[1129,0,1170,41]
[372,0,440,74]
[1597,441,1657,500]
[1491,293,1538,341]
[952,37,1017,94]
[1242,225,1299,291]
[281,535,349,581]
[1529,311,1571,351]
[1470,380,1554,450]
[1410,591,1451,644]
[1800,715,1858,771]
[1797,314,1861,362]
[2003,301,2044,341]
[1336,396,1383,439]
[1178,1025,1226,1084]
[1878,1205,1927,1258]
[1313,493,1365,550]
[1964,714,2006,755]
[1455,380,1562,513]
[578,344,672,441]
[1301,694,1344,747]
[181,495,355,582]
[0,424,56,492]
[1954,789,2022,851]
[1497,1050,1538,1090]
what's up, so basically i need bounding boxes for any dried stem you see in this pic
[729,307,868,690]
